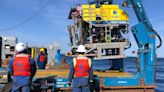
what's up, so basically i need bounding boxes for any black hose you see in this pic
[153,29,162,49]
[144,23,162,49]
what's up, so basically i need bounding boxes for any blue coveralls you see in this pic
[37,53,47,69]
[68,55,93,92]
[8,54,37,92]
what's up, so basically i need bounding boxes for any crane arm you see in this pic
[121,0,162,85]
[123,0,152,27]
[123,0,162,49]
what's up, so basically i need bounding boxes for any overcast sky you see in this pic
[0,0,163,57]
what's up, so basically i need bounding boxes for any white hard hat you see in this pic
[76,45,87,53]
[15,42,28,52]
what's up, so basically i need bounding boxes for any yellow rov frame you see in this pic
[82,4,129,24]
[67,4,130,60]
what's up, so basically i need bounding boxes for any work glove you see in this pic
[67,81,72,87]
[89,80,93,86]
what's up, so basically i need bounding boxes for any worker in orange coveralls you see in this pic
[8,42,37,92]
[67,45,94,92]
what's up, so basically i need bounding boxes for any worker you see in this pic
[67,45,94,92]
[37,48,47,69]
[76,4,81,15]
[8,42,37,92]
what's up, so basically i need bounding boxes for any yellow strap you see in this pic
[88,59,91,68]
[73,58,77,67]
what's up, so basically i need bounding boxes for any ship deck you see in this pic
[35,69,133,78]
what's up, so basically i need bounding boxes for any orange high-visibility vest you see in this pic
[39,54,46,62]
[13,54,31,76]
[74,56,89,77]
